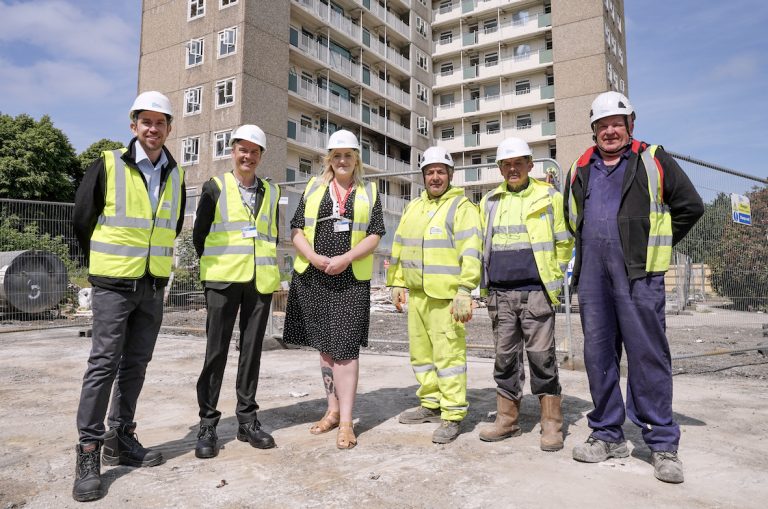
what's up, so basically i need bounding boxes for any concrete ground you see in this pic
[0,328,766,509]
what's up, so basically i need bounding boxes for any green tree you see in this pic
[674,192,730,264]
[0,113,80,202]
[78,138,124,174]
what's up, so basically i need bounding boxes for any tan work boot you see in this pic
[479,394,521,442]
[539,394,564,451]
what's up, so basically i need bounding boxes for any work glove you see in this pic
[391,287,407,312]
[450,289,473,323]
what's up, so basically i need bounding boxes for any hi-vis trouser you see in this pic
[408,289,468,421]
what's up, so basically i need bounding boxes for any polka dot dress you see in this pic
[283,186,385,360]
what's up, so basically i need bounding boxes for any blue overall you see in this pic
[577,153,679,452]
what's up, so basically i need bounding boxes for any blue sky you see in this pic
[0,0,766,179]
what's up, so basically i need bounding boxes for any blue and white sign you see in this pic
[730,193,752,226]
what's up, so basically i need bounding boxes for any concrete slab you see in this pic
[0,329,765,508]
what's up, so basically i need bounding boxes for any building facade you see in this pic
[138,0,626,279]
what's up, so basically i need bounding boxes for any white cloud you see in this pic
[0,0,137,67]
[709,54,760,80]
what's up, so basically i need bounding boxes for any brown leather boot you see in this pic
[539,395,564,451]
[479,394,521,442]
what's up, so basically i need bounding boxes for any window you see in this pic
[549,143,557,159]
[514,44,531,59]
[186,38,204,67]
[416,50,429,71]
[416,16,428,38]
[441,127,455,140]
[484,83,499,99]
[516,114,532,129]
[619,78,625,93]
[515,79,531,95]
[464,168,480,182]
[215,78,236,107]
[188,0,205,20]
[618,46,624,66]
[440,93,454,106]
[184,86,202,116]
[416,82,428,104]
[417,117,429,137]
[440,62,454,75]
[218,27,237,57]
[483,19,497,34]
[220,0,237,7]
[299,158,312,177]
[486,120,500,134]
[471,189,483,203]
[185,188,198,216]
[440,31,453,45]
[181,136,200,165]
[439,1,452,14]
[213,130,232,159]
[512,10,529,25]
[484,51,498,67]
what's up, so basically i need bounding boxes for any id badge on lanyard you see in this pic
[333,219,351,233]
[241,226,258,238]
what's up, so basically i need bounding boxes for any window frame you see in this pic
[188,0,205,20]
[220,0,238,9]
[186,38,204,68]
[217,26,238,58]
[213,130,233,159]
[183,86,203,116]
[214,77,236,108]
[181,136,201,165]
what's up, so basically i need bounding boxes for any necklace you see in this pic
[332,179,354,216]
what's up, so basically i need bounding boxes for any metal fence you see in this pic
[2,154,766,366]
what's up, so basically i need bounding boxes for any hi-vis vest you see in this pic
[480,179,572,304]
[387,187,482,300]
[89,148,183,279]
[293,176,377,281]
[200,173,280,293]
[566,142,673,273]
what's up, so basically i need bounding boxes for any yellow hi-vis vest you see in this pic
[89,148,183,279]
[479,179,573,304]
[387,187,482,300]
[199,173,281,293]
[293,176,377,281]
[566,143,673,273]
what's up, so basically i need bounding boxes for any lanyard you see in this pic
[332,179,354,216]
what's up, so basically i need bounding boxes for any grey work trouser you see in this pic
[487,289,561,401]
[76,278,163,443]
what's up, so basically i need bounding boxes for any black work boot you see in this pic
[237,420,276,449]
[195,423,219,459]
[72,442,104,502]
[102,422,164,467]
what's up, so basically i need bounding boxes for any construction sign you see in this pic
[730,193,752,226]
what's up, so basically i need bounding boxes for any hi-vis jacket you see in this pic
[564,140,704,283]
[480,178,572,304]
[387,187,482,299]
[200,172,281,293]
[293,176,377,281]
[88,148,184,280]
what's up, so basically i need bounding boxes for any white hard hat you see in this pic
[590,91,634,125]
[129,91,173,121]
[327,129,360,151]
[230,124,267,152]
[420,146,454,171]
[495,137,532,164]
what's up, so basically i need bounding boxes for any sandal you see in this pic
[309,410,340,435]
[336,422,357,449]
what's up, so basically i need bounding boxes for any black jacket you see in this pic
[73,138,186,291]
[564,141,704,283]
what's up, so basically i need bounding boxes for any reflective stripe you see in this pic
[491,242,531,251]
[445,405,469,411]
[424,239,454,248]
[154,218,174,229]
[454,227,481,240]
[149,246,173,257]
[210,221,252,232]
[217,176,230,221]
[444,196,462,249]
[554,230,570,241]
[352,222,368,232]
[266,182,279,242]
[203,245,253,256]
[90,241,146,257]
[97,216,152,229]
[531,242,555,253]
[255,256,278,265]
[305,217,316,227]
[413,363,436,373]
[167,165,181,226]
[390,256,400,265]
[493,224,527,235]
[423,265,461,275]
[393,233,402,243]
[642,150,661,205]
[460,248,481,260]
[399,237,423,247]
[648,235,673,247]
[112,151,128,218]
[423,396,440,404]
[437,364,467,378]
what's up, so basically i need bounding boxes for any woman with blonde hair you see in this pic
[283,129,384,449]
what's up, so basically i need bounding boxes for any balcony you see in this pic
[433,49,552,89]
[435,121,556,153]
[359,0,410,39]
[293,0,361,42]
[363,150,411,175]
[288,73,360,123]
[287,123,326,152]
[433,85,555,122]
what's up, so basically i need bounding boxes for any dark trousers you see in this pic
[76,279,163,442]
[487,289,560,401]
[196,283,272,427]
[578,238,679,452]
